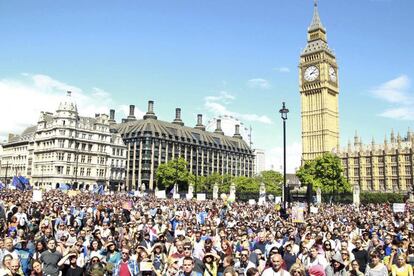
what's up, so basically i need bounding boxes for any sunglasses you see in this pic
[122,252,129,255]
[91,259,100,263]
[184,247,192,250]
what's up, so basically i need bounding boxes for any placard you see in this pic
[155,190,166,199]
[292,206,305,223]
[393,203,405,213]
[275,196,282,204]
[196,193,206,201]
[310,206,318,214]
[248,199,256,205]
[186,194,193,200]
[173,194,180,199]
[32,190,42,202]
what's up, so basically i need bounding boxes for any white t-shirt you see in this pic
[262,268,291,276]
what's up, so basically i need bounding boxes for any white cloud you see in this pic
[371,75,414,120]
[204,91,273,125]
[247,78,271,89]
[0,73,143,141]
[266,142,302,174]
[273,67,290,73]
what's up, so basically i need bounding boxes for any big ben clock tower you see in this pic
[300,0,340,162]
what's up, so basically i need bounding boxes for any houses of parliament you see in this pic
[300,1,412,193]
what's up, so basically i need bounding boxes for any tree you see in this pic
[233,176,259,193]
[155,158,191,191]
[296,153,350,194]
[255,170,283,195]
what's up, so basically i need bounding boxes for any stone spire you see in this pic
[391,129,395,143]
[384,133,388,150]
[308,0,325,32]
[354,131,359,146]
[347,139,352,152]
[397,132,402,148]
[371,137,375,149]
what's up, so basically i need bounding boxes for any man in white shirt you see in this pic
[262,253,290,276]
[304,245,329,271]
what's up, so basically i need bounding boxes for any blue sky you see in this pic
[0,0,413,172]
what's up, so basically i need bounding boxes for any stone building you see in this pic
[113,101,255,191]
[0,91,127,191]
[0,129,36,184]
[300,1,340,162]
[337,130,413,193]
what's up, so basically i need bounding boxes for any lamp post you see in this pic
[279,102,289,209]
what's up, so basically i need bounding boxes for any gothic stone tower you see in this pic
[300,1,340,162]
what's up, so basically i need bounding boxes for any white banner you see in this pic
[310,206,318,214]
[155,190,166,199]
[196,193,206,201]
[393,203,405,213]
[32,190,43,202]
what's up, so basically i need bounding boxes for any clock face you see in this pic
[329,66,337,82]
[304,65,319,82]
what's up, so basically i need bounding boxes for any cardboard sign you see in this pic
[186,194,193,200]
[393,203,405,213]
[155,190,166,199]
[32,190,42,202]
[292,206,305,223]
[310,206,318,214]
[196,193,206,201]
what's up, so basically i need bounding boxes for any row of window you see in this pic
[342,155,411,165]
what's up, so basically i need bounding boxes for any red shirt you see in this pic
[119,261,131,276]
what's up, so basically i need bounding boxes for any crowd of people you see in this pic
[0,189,413,276]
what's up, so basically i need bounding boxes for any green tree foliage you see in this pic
[256,170,283,195]
[296,153,351,193]
[233,176,259,193]
[156,158,191,190]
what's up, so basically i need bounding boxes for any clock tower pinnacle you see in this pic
[300,1,340,162]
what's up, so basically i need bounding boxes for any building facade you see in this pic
[0,130,35,184]
[254,149,266,175]
[114,101,255,191]
[300,1,340,162]
[0,91,127,191]
[337,131,414,193]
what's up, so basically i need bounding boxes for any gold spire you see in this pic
[309,0,325,32]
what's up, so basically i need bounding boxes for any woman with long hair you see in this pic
[390,253,413,276]
[30,260,44,276]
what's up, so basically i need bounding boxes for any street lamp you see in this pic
[279,102,289,209]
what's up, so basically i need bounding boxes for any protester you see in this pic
[0,189,412,276]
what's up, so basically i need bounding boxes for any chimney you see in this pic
[109,109,116,124]
[172,108,184,126]
[127,105,136,121]
[143,100,157,120]
[195,114,205,131]
[233,124,242,139]
[214,119,224,135]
